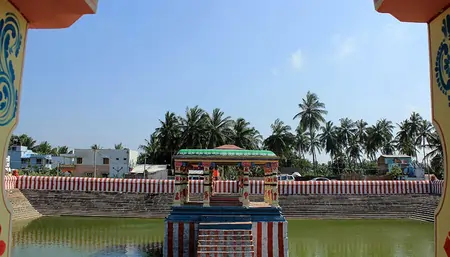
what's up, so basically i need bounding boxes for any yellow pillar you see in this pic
[264,163,272,204]
[430,9,450,256]
[202,162,211,207]
[271,162,279,207]
[0,2,27,257]
[173,162,182,207]
[242,163,251,207]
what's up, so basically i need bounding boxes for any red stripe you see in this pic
[257,222,262,257]
[178,223,184,257]
[278,222,284,257]
[167,222,173,257]
[267,222,273,257]
[189,222,195,255]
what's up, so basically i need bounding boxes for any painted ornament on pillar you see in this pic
[175,192,180,201]
[435,14,450,106]
[0,12,22,126]
[0,225,5,256]
[244,191,249,200]
[203,191,209,200]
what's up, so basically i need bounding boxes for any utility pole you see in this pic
[143,156,147,179]
[93,149,97,178]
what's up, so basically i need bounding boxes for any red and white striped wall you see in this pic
[252,221,288,257]
[4,175,17,190]
[3,175,446,196]
[17,176,175,193]
[278,180,432,195]
[164,221,197,257]
[431,180,444,195]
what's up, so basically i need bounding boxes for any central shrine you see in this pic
[163,145,289,257]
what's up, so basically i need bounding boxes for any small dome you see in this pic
[214,145,243,150]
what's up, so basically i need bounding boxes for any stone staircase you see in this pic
[197,223,254,257]
[210,194,242,207]
[250,194,441,219]
[410,204,436,222]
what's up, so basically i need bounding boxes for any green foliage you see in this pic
[387,165,403,180]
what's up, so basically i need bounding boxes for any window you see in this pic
[116,158,119,160]
[123,158,127,161]
[36,158,42,165]
[103,158,109,165]
[86,172,93,177]
[21,159,27,164]
[76,158,82,164]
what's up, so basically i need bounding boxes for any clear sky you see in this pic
[14,0,430,162]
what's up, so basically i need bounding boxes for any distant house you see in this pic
[8,145,52,170]
[377,154,412,174]
[71,148,139,178]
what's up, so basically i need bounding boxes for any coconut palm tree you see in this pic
[205,108,233,148]
[293,91,328,133]
[295,126,310,159]
[293,91,327,166]
[181,106,208,149]
[34,141,54,155]
[319,121,339,162]
[416,119,433,164]
[91,144,102,150]
[306,130,322,170]
[229,118,262,149]
[114,143,124,150]
[263,119,295,162]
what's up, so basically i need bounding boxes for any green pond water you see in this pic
[11,217,433,257]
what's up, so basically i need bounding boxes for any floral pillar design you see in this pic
[202,162,211,207]
[181,163,189,204]
[0,3,27,257]
[238,164,244,203]
[264,163,272,205]
[271,162,279,207]
[242,162,251,207]
[173,162,182,206]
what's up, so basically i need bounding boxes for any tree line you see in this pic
[8,134,126,155]
[138,91,443,178]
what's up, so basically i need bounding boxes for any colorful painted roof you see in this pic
[175,149,278,159]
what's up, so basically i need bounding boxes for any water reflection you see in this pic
[288,220,434,257]
[11,217,433,257]
[12,217,164,257]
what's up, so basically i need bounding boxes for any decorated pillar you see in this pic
[374,1,450,256]
[264,163,272,204]
[181,163,188,204]
[242,162,251,207]
[173,161,183,207]
[0,1,97,257]
[238,164,244,203]
[202,162,211,207]
[271,162,279,207]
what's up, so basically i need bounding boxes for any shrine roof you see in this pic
[173,148,279,161]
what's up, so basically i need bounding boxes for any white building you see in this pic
[72,148,139,178]
[5,155,11,173]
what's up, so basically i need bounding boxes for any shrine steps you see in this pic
[166,206,286,222]
[197,224,254,257]
[210,194,242,207]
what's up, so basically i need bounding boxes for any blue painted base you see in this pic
[165,205,287,223]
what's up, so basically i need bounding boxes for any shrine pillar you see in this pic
[173,162,183,206]
[0,1,98,257]
[202,162,211,207]
[181,164,188,204]
[238,165,244,203]
[242,162,251,207]
[271,162,279,207]
[374,1,450,256]
[264,163,272,204]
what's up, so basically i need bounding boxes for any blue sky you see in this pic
[15,1,430,162]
